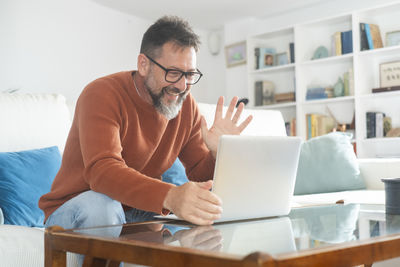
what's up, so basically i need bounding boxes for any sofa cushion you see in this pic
[0,146,61,227]
[294,132,365,195]
[162,159,188,186]
[0,93,71,153]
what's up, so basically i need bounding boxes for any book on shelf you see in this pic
[254,47,260,69]
[366,111,388,138]
[384,117,392,137]
[343,68,354,96]
[285,118,296,136]
[306,114,336,140]
[306,87,334,100]
[341,30,353,54]
[365,24,374,50]
[254,81,263,106]
[366,112,376,138]
[274,92,295,103]
[289,42,295,63]
[332,31,342,56]
[306,87,327,100]
[360,23,383,50]
[372,85,400,93]
[331,30,353,56]
[348,68,354,96]
[343,71,349,96]
[376,112,384,138]
[360,23,369,51]
[369,24,383,49]
[254,80,275,106]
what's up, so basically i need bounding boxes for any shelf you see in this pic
[246,1,400,158]
[358,45,400,57]
[300,53,353,66]
[250,63,295,74]
[253,26,294,39]
[362,137,400,143]
[301,96,355,105]
[254,102,296,109]
[359,91,400,99]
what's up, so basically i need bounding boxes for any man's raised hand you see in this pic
[201,96,253,157]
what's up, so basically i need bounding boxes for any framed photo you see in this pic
[258,47,276,69]
[225,41,246,68]
[274,52,289,66]
[386,31,400,47]
[380,61,400,87]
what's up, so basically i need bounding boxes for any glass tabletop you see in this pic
[65,204,400,257]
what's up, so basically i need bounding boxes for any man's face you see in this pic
[144,42,197,120]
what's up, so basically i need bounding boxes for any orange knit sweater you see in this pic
[39,71,215,221]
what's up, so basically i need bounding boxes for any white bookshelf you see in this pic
[246,1,400,158]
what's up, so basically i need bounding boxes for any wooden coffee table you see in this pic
[45,204,400,267]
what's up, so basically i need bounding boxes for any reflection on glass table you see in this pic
[68,204,400,258]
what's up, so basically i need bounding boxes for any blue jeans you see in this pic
[45,190,157,229]
[45,190,156,266]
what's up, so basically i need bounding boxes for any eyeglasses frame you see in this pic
[144,54,203,85]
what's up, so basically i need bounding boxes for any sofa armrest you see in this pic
[358,158,400,190]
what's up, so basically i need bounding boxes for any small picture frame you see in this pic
[386,31,400,47]
[380,61,400,87]
[263,53,274,67]
[274,52,289,66]
[225,41,247,68]
[258,48,276,69]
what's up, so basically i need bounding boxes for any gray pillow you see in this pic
[294,132,365,195]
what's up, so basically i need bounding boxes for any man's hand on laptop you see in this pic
[163,180,222,225]
[201,96,253,158]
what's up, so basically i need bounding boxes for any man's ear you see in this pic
[137,54,149,76]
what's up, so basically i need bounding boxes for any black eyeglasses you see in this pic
[145,54,203,85]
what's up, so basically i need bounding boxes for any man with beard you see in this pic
[39,16,252,227]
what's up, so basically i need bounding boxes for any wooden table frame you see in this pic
[45,222,400,267]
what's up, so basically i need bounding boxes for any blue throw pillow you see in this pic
[0,207,3,224]
[162,159,189,186]
[0,146,61,227]
[294,132,365,195]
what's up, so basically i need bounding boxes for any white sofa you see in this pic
[1,92,400,267]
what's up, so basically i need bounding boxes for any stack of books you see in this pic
[332,30,353,56]
[306,114,336,140]
[360,23,383,51]
[306,87,332,100]
[254,80,275,106]
[274,92,295,103]
[366,112,391,138]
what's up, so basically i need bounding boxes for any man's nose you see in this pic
[175,75,188,93]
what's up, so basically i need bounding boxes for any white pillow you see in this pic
[0,93,71,153]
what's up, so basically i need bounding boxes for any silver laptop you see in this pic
[161,135,302,223]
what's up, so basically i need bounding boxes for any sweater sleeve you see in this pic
[179,99,215,182]
[77,82,174,215]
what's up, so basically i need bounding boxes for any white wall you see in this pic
[0,0,150,101]
[191,29,226,104]
[223,0,400,104]
[0,0,225,105]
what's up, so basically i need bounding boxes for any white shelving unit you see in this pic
[246,2,400,158]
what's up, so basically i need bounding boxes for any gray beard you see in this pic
[147,86,186,120]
